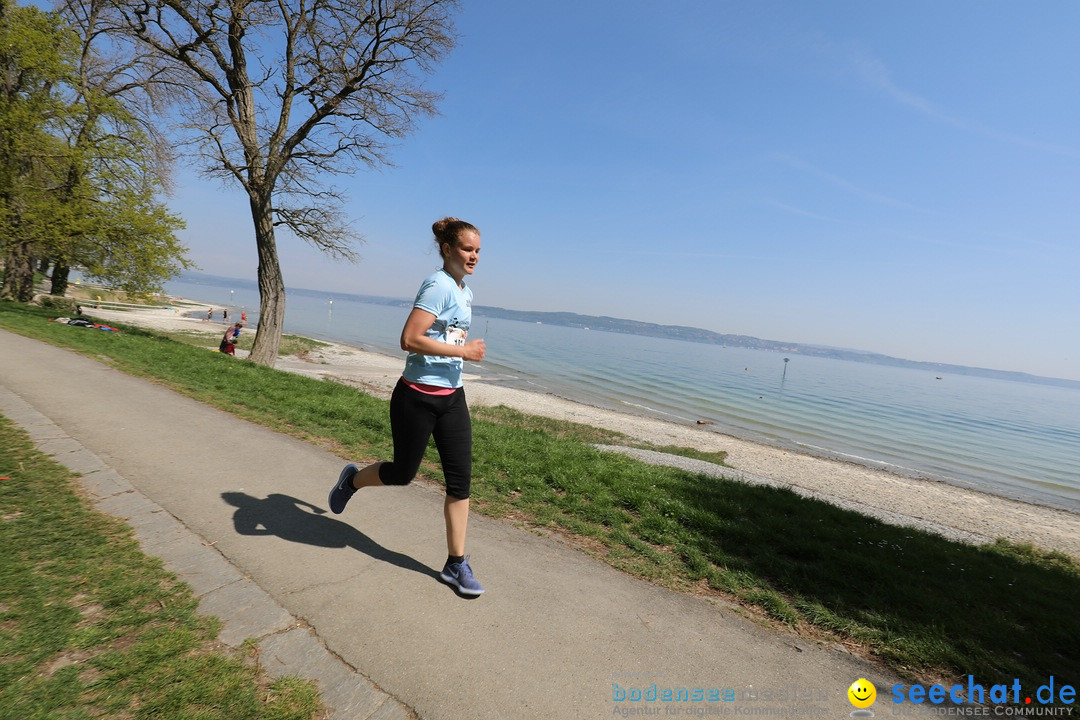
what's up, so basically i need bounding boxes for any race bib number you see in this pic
[446,327,467,346]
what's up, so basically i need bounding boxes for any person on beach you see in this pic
[219,322,242,355]
[328,217,487,596]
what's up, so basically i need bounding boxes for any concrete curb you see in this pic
[0,387,414,720]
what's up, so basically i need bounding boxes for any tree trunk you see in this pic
[50,260,70,296]
[0,237,36,302]
[247,190,285,366]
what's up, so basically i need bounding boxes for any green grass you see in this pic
[0,416,322,719]
[2,299,1078,697]
[151,326,329,357]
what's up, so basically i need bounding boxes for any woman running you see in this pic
[328,217,487,595]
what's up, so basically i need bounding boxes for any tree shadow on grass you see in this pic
[221,491,439,581]
[664,474,1080,689]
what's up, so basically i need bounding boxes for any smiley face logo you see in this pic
[847,678,876,709]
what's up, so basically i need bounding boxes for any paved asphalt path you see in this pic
[1,329,941,719]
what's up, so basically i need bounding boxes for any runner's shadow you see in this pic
[221,492,438,580]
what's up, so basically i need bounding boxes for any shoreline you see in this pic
[81,300,1080,560]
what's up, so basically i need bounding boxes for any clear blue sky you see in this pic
[166,1,1080,381]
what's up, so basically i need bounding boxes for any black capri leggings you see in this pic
[377,378,473,499]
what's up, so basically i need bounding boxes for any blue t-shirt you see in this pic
[401,269,473,388]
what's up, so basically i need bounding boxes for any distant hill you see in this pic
[473,305,1080,391]
[173,272,1080,390]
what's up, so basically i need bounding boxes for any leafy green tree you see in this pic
[44,0,187,297]
[1,0,189,301]
[0,0,75,301]
[73,169,190,295]
[109,0,459,364]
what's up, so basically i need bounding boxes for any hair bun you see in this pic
[432,217,478,254]
[432,217,460,236]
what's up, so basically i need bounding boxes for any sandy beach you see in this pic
[82,301,1080,560]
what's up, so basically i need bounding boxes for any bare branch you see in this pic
[101,0,459,364]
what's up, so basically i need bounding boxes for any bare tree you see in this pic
[109,0,459,364]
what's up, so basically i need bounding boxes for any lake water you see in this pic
[165,275,1080,513]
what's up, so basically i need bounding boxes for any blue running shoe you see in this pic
[440,556,485,596]
[328,464,358,514]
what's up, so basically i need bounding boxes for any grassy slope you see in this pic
[0,417,322,719]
